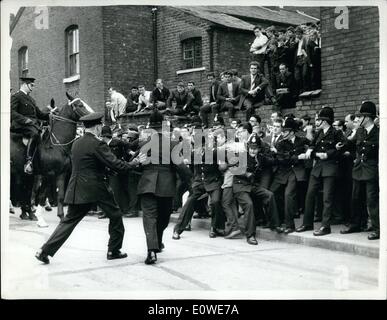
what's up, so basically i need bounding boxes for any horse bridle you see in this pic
[48,100,80,147]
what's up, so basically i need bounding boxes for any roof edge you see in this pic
[10,7,25,35]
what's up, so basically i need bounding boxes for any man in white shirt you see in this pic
[249,25,269,70]
[136,85,152,112]
[108,87,127,118]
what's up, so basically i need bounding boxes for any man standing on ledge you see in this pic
[35,112,143,264]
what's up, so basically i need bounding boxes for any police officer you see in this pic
[340,101,379,240]
[270,118,310,233]
[172,128,224,240]
[137,110,185,264]
[11,77,51,174]
[35,112,142,264]
[296,107,346,236]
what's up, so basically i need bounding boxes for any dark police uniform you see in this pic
[349,125,379,234]
[173,147,223,237]
[270,124,310,230]
[301,125,345,231]
[137,130,183,257]
[11,90,49,136]
[40,114,138,259]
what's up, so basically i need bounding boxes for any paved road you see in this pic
[2,208,380,299]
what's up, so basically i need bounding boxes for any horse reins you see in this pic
[49,113,78,147]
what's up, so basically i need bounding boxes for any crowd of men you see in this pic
[105,23,321,130]
[80,98,380,248]
[11,23,379,267]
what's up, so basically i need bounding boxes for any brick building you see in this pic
[9,5,317,113]
[9,5,379,126]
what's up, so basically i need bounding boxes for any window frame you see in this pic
[18,46,28,78]
[65,25,80,78]
[182,37,202,70]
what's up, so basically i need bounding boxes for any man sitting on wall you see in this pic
[135,85,152,113]
[125,86,140,113]
[215,70,240,121]
[108,87,127,118]
[239,61,269,121]
[165,82,194,116]
[272,63,296,110]
[186,81,203,115]
[150,79,170,110]
[199,72,220,128]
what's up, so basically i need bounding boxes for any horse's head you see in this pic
[56,92,94,121]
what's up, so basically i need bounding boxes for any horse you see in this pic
[10,92,93,226]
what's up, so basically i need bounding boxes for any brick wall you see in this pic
[102,5,154,102]
[296,6,379,120]
[214,29,254,77]
[156,7,212,95]
[10,7,105,112]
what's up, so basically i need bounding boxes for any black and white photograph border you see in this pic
[1,0,386,300]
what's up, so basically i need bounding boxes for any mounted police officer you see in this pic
[35,112,142,264]
[340,101,379,240]
[11,77,51,174]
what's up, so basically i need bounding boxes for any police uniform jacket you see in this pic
[309,126,346,178]
[191,148,222,192]
[272,136,310,183]
[11,90,49,130]
[64,132,137,204]
[352,126,378,181]
[137,133,181,197]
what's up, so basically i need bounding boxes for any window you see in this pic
[182,37,202,69]
[18,46,28,77]
[66,25,79,77]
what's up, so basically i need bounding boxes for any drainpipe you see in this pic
[151,7,158,80]
[208,28,214,71]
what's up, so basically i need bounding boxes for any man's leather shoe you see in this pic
[172,231,180,240]
[313,226,331,236]
[35,250,49,264]
[215,229,225,237]
[20,212,30,220]
[107,251,128,260]
[209,229,217,238]
[368,232,380,240]
[144,251,157,265]
[123,212,139,218]
[184,223,192,231]
[45,200,52,211]
[284,227,295,234]
[29,212,38,221]
[340,227,361,234]
[246,236,258,245]
[296,225,313,232]
[98,213,107,219]
[271,227,284,234]
[366,225,375,232]
[225,229,242,239]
